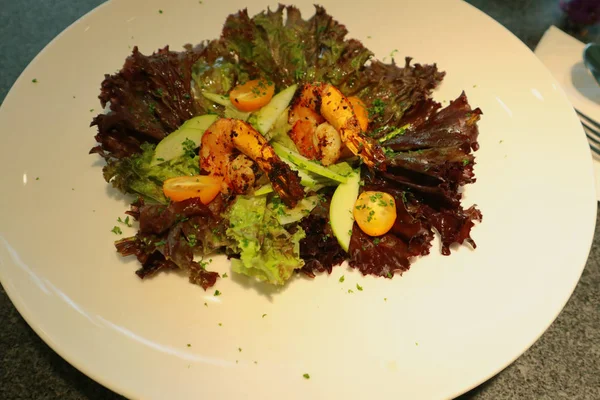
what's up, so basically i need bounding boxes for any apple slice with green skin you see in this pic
[250,84,297,138]
[151,114,218,166]
[272,142,348,183]
[330,170,360,252]
[254,184,274,196]
[269,195,319,225]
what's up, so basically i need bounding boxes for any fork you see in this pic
[576,109,600,156]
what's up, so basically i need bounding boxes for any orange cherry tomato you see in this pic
[348,96,369,131]
[229,78,275,112]
[353,191,397,236]
[162,175,222,204]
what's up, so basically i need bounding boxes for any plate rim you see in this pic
[0,0,597,398]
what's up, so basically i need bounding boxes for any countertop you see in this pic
[1,0,599,399]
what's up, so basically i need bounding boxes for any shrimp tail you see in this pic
[267,161,305,208]
[339,123,388,170]
[291,82,387,170]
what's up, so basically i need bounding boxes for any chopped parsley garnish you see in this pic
[187,233,197,247]
[339,275,345,283]
[32,78,38,83]
[462,159,470,166]
[303,373,310,379]
[214,290,221,296]
[158,9,163,14]
[368,98,386,120]
[204,302,208,307]
[348,289,354,294]
[187,344,191,347]
[222,273,228,278]
[182,138,197,157]
[373,238,380,245]
[262,313,267,318]
[218,323,222,326]
[155,240,167,246]
[238,347,242,352]
[356,283,363,291]
[111,226,122,235]
[117,216,132,227]
[35,177,39,181]
[367,210,375,222]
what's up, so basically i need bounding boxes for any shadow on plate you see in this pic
[229,269,291,302]
[571,61,600,105]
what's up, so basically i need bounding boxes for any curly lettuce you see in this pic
[103,143,199,204]
[225,195,305,285]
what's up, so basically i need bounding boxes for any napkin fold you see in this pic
[535,26,600,200]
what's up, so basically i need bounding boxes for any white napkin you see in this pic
[535,26,600,200]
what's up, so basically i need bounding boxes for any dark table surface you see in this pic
[1,1,599,399]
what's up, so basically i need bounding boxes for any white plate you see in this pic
[0,0,596,399]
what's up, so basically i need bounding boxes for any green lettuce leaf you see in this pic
[103,143,200,204]
[225,195,305,285]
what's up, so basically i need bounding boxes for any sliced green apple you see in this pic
[252,84,297,138]
[151,114,218,166]
[330,170,360,252]
[272,142,348,184]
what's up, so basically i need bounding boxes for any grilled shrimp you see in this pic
[200,118,305,207]
[288,82,386,168]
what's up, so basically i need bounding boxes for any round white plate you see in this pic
[0,0,596,399]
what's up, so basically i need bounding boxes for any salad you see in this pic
[90,5,482,289]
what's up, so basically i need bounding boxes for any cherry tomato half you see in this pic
[229,78,275,112]
[353,191,397,236]
[162,175,222,204]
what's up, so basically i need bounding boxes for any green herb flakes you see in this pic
[339,275,345,283]
[303,373,310,380]
[111,226,122,235]
[356,283,363,291]
[214,290,221,296]
[117,216,132,227]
